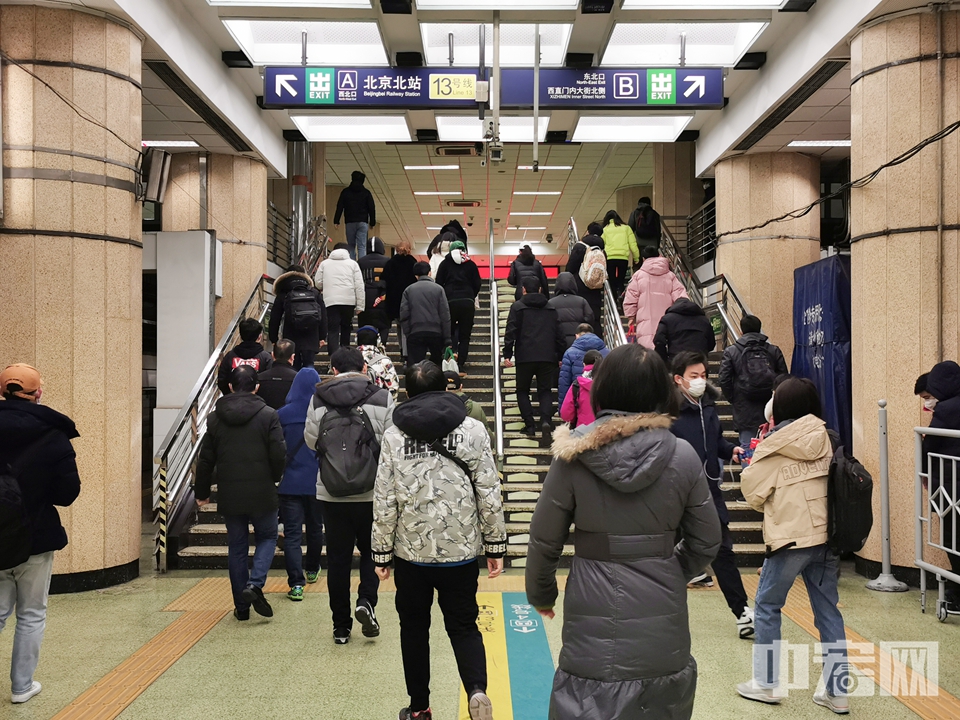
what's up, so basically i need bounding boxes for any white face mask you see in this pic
[764,396,775,424]
[924,397,939,411]
[685,378,707,398]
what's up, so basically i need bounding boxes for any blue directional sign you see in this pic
[500,67,724,109]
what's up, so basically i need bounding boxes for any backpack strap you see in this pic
[429,439,474,486]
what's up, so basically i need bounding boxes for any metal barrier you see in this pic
[867,400,908,592]
[915,426,960,621]
[489,218,504,467]
[686,197,717,268]
[268,201,292,268]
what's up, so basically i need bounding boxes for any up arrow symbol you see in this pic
[683,76,706,99]
[276,74,299,98]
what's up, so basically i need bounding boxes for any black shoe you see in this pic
[541,420,554,439]
[234,608,250,621]
[524,424,537,438]
[241,585,273,618]
[356,600,381,638]
[399,709,432,720]
[334,627,351,645]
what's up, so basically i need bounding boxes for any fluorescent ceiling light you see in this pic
[601,21,768,67]
[291,115,410,142]
[518,165,572,171]
[505,240,543,244]
[421,211,463,215]
[210,0,369,6]
[510,212,552,216]
[405,164,461,170]
[142,140,199,148]
[572,115,693,143]
[418,0,576,7]
[514,191,561,196]
[426,226,443,230]
[436,116,549,143]
[420,23,571,67]
[222,19,387,66]
[622,0,786,7]
[788,140,852,147]
[514,226,547,230]
[415,191,462,195]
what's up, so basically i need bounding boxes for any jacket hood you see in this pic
[552,412,676,493]
[233,340,266,359]
[393,391,468,442]
[350,171,365,187]
[0,400,79,446]
[517,246,535,265]
[520,293,549,309]
[571,333,606,352]
[277,367,321,424]
[667,298,705,317]
[735,331,770,348]
[928,361,960,401]
[555,272,578,295]
[637,201,652,210]
[328,248,351,261]
[366,236,385,256]
[215,392,268,426]
[315,373,379,409]
[273,270,314,293]
[752,414,830,463]
[440,219,468,243]
[640,257,671,277]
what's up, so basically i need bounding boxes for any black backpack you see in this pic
[0,429,57,571]
[735,343,777,401]
[284,286,321,334]
[316,393,381,497]
[827,445,874,555]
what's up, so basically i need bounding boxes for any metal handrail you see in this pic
[686,197,717,267]
[268,201,292,268]
[489,218,504,466]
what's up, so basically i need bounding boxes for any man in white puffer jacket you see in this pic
[316,243,365,358]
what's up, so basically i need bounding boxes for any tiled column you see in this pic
[851,9,960,574]
[714,152,821,359]
[653,142,704,225]
[0,6,142,588]
[162,153,268,340]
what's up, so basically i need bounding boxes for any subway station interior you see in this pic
[2,0,960,718]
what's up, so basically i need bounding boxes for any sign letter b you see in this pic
[614,73,639,100]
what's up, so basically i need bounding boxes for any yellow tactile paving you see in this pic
[742,574,959,719]
[162,577,233,612]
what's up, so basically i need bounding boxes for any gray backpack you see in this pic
[316,392,381,497]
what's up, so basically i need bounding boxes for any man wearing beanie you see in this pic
[0,364,82,705]
[400,262,451,365]
[334,170,377,260]
[435,240,482,374]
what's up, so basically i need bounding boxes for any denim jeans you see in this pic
[224,512,278,611]
[739,429,757,448]
[0,552,55,695]
[345,222,369,260]
[753,545,847,695]
[278,494,324,587]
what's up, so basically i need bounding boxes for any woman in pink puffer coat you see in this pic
[623,249,688,349]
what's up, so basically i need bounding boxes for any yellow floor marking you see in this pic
[742,575,959,718]
[459,592,515,720]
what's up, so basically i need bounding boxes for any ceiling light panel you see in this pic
[405,164,460,170]
[518,165,572,170]
[417,0,576,7]
[510,212,553,216]
[222,19,388,66]
[572,115,693,142]
[291,115,410,142]
[621,0,785,7]
[436,116,550,143]
[143,140,199,147]
[420,23,572,67]
[210,0,369,6]
[788,140,851,147]
[514,191,561,195]
[601,22,768,67]
[415,191,462,195]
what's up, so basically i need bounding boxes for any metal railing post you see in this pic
[867,399,908,592]
[489,218,504,467]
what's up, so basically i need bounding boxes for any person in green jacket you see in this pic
[444,371,494,443]
[601,210,640,302]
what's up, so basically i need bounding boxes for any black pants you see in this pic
[407,333,445,365]
[607,259,629,301]
[358,307,391,345]
[394,557,486,712]
[293,348,317,371]
[326,305,355,356]
[318,501,378,631]
[714,523,748,617]
[448,299,476,367]
[516,361,556,427]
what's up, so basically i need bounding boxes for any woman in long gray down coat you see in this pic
[526,343,722,720]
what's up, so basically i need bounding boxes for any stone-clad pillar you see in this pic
[714,152,821,359]
[851,8,960,575]
[0,6,143,589]
[162,153,268,340]
[654,142,703,221]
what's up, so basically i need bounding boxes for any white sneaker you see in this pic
[12,681,41,704]
[737,679,781,705]
[688,573,714,588]
[814,689,850,714]
[737,607,755,639]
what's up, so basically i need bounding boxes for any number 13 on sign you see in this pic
[429,74,476,100]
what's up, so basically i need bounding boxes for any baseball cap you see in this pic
[443,371,462,390]
[0,363,43,399]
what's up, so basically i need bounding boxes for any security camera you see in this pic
[467,221,474,227]
[546,234,554,244]
[480,157,487,168]
[489,142,504,164]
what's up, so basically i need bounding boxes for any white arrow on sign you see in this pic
[683,76,706,99]
[276,74,299,98]
[513,627,537,634]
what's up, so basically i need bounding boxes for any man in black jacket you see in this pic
[196,365,286,621]
[269,264,326,371]
[717,315,789,446]
[357,236,390,345]
[435,240,482,370]
[628,196,662,253]
[504,276,567,438]
[0,364,81,705]
[335,170,377,261]
[217,318,273,395]
[401,262,452,365]
[548,272,595,348]
[653,298,715,366]
[257,339,298,410]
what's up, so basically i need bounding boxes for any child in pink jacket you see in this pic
[560,350,604,428]
[623,247,688,349]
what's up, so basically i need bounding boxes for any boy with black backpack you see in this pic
[269,264,327,371]
[718,315,789,447]
[304,347,394,644]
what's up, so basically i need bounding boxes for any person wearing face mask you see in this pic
[670,352,753,639]
[434,240,482,373]
[915,373,938,413]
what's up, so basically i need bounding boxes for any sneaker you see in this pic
[11,681,42,704]
[468,689,494,720]
[241,585,274,618]
[688,573,714,588]
[399,708,432,720]
[814,689,850,714]
[737,607,755,639]
[356,600,381,638]
[287,586,304,602]
[737,679,781,705]
[234,608,250,621]
[334,628,351,645]
[524,424,537,438]
[305,570,320,584]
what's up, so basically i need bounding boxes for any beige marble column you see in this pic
[653,142,704,222]
[162,153,268,339]
[851,9,960,573]
[714,152,821,359]
[0,6,142,587]
[616,185,652,226]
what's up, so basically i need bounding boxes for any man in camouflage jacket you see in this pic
[372,361,505,720]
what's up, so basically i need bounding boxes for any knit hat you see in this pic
[0,363,42,399]
[450,240,466,252]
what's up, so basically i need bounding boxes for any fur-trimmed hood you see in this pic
[552,411,678,493]
[273,270,314,293]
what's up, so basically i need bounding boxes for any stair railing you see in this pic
[686,197,717,268]
[267,201,293,268]
[566,217,627,349]
[489,218,504,467]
